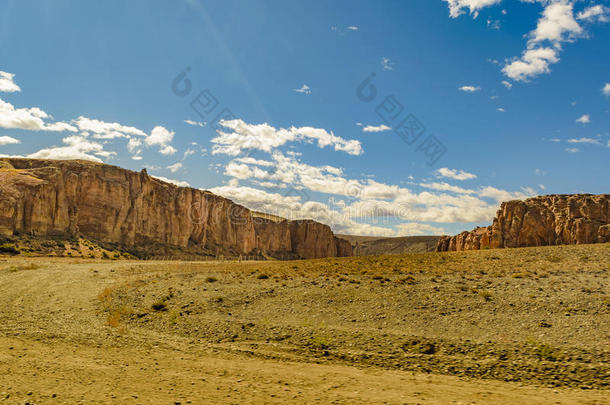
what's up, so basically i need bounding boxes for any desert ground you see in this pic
[0,243,608,404]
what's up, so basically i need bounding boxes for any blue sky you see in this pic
[0,0,608,236]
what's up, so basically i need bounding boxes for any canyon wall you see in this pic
[436,194,610,251]
[0,159,352,259]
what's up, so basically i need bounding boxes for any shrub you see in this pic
[0,243,20,255]
[257,274,269,280]
[205,276,218,283]
[534,343,557,361]
[546,255,561,263]
[151,301,167,311]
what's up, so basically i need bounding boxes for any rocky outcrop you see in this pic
[253,218,352,259]
[437,194,610,251]
[0,158,352,259]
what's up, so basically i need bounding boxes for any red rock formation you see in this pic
[437,194,610,251]
[0,159,352,259]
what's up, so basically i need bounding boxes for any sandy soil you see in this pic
[0,243,608,404]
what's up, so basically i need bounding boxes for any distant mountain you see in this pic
[337,234,440,255]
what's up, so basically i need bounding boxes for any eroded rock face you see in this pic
[253,218,352,259]
[0,159,352,259]
[436,194,610,251]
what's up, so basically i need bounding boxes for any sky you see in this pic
[0,0,608,237]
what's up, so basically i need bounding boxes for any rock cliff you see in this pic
[0,159,352,259]
[436,194,610,251]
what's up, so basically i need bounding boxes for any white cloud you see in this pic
[477,186,535,202]
[529,2,582,45]
[575,114,590,124]
[235,156,274,167]
[496,107,505,112]
[502,1,598,82]
[362,124,391,133]
[381,57,394,71]
[27,135,112,163]
[0,136,20,145]
[419,182,474,194]
[184,119,206,127]
[159,145,177,155]
[501,80,512,89]
[211,119,363,156]
[459,85,480,92]
[216,151,534,232]
[577,5,610,23]
[145,126,174,146]
[442,0,502,18]
[167,162,183,173]
[503,47,559,82]
[73,116,146,139]
[395,222,446,236]
[292,84,311,95]
[152,176,190,188]
[567,137,599,145]
[436,167,477,180]
[127,137,142,153]
[565,147,580,153]
[603,83,610,96]
[0,71,20,93]
[0,98,77,132]
[145,126,176,155]
[347,26,359,31]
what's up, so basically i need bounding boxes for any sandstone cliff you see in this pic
[436,194,610,251]
[0,159,352,259]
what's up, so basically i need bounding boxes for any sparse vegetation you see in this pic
[0,243,20,255]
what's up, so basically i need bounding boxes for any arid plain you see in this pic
[0,243,608,404]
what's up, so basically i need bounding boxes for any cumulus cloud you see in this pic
[577,4,610,23]
[496,107,505,112]
[0,98,77,132]
[27,135,113,163]
[459,85,480,92]
[503,47,560,82]
[214,150,533,234]
[211,119,363,156]
[74,116,146,139]
[501,1,607,82]
[603,83,610,96]
[362,124,391,133]
[0,136,20,145]
[575,114,590,124]
[436,167,477,180]
[501,80,512,89]
[0,71,20,93]
[145,126,176,155]
[565,147,580,153]
[442,0,502,18]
